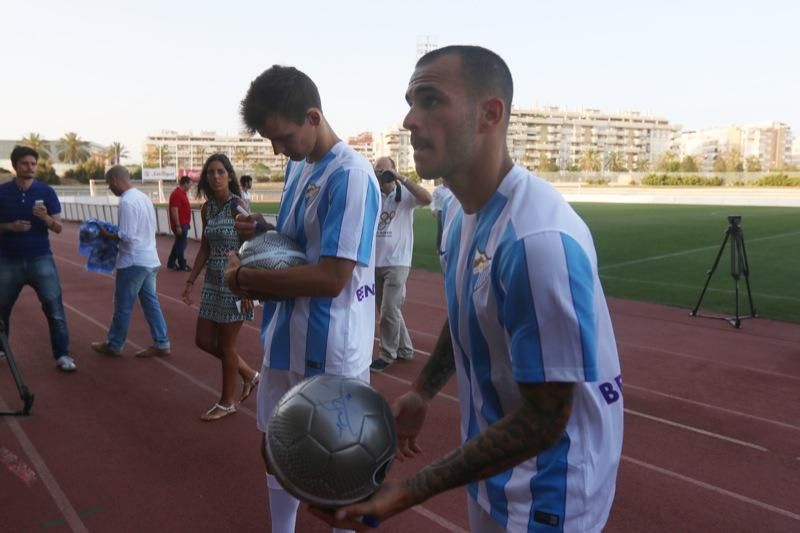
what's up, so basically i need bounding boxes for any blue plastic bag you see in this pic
[78,218,120,273]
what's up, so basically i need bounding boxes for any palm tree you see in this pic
[606,151,626,172]
[107,142,128,165]
[58,132,90,164]
[18,132,51,160]
[234,147,252,172]
[579,149,601,172]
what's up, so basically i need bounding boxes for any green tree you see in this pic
[34,159,59,184]
[579,149,601,172]
[19,132,51,160]
[107,142,128,165]
[252,162,271,182]
[128,165,142,180]
[679,155,698,172]
[745,156,761,172]
[538,154,559,172]
[712,155,727,172]
[58,132,90,164]
[656,150,680,172]
[606,151,626,172]
[634,157,650,172]
[62,160,105,184]
[234,147,253,172]
[725,148,743,172]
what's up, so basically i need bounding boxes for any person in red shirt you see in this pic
[167,176,192,271]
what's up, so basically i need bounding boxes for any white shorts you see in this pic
[255,368,371,433]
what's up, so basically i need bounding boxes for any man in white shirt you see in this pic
[369,156,431,372]
[91,166,171,358]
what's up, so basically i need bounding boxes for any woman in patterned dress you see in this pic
[181,154,260,421]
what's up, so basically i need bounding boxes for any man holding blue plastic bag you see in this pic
[90,166,171,358]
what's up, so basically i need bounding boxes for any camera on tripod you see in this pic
[690,215,755,328]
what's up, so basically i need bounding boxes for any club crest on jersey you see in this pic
[304,183,321,200]
[472,250,491,275]
[472,249,492,291]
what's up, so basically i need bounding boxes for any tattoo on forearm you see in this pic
[416,321,456,399]
[405,382,574,504]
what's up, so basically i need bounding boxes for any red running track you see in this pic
[1,222,798,532]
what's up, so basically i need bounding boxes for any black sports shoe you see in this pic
[179,265,192,272]
[369,358,393,373]
[166,264,177,271]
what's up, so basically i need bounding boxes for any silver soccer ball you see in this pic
[238,230,306,270]
[266,374,397,507]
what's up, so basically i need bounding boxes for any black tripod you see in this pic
[0,320,35,416]
[690,215,757,328]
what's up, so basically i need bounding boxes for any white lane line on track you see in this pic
[0,397,89,533]
[56,254,785,446]
[625,409,768,451]
[620,340,800,381]
[53,247,792,522]
[624,383,800,432]
[622,455,800,522]
[59,283,461,532]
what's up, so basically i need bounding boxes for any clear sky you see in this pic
[2,0,797,162]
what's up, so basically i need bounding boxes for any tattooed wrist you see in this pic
[404,382,575,503]
[415,320,455,399]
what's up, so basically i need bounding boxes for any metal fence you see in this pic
[59,197,276,240]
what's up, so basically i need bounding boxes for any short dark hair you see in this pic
[196,153,241,201]
[240,175,253,186]
[240,65,322,132]
[179,176,192,186]
[417,45,513,127]
[10,145,39,166]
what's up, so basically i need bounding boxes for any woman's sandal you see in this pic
[200,403,236,421]
[240,371,260,403]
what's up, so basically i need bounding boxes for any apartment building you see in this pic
[347,132,376,162]
[508,107,676,171]
[674,122,793,171]
[373,125,414,173]
[792,137,800,167]
[142,131,287,178]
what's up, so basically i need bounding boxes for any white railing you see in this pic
[59,197,276,240]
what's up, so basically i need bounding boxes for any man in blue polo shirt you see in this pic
[0,145,75,372]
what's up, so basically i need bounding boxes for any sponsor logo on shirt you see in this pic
[377,210,396,232]
[356,283,375,302]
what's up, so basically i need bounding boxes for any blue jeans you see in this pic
[0,255,70,360]
[167,224,190,268]
[107,266,170,351]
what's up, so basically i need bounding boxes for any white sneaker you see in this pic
[56,355,77,372]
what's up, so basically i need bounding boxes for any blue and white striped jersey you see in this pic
[259,142,380,378]
[440,165,623,532]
